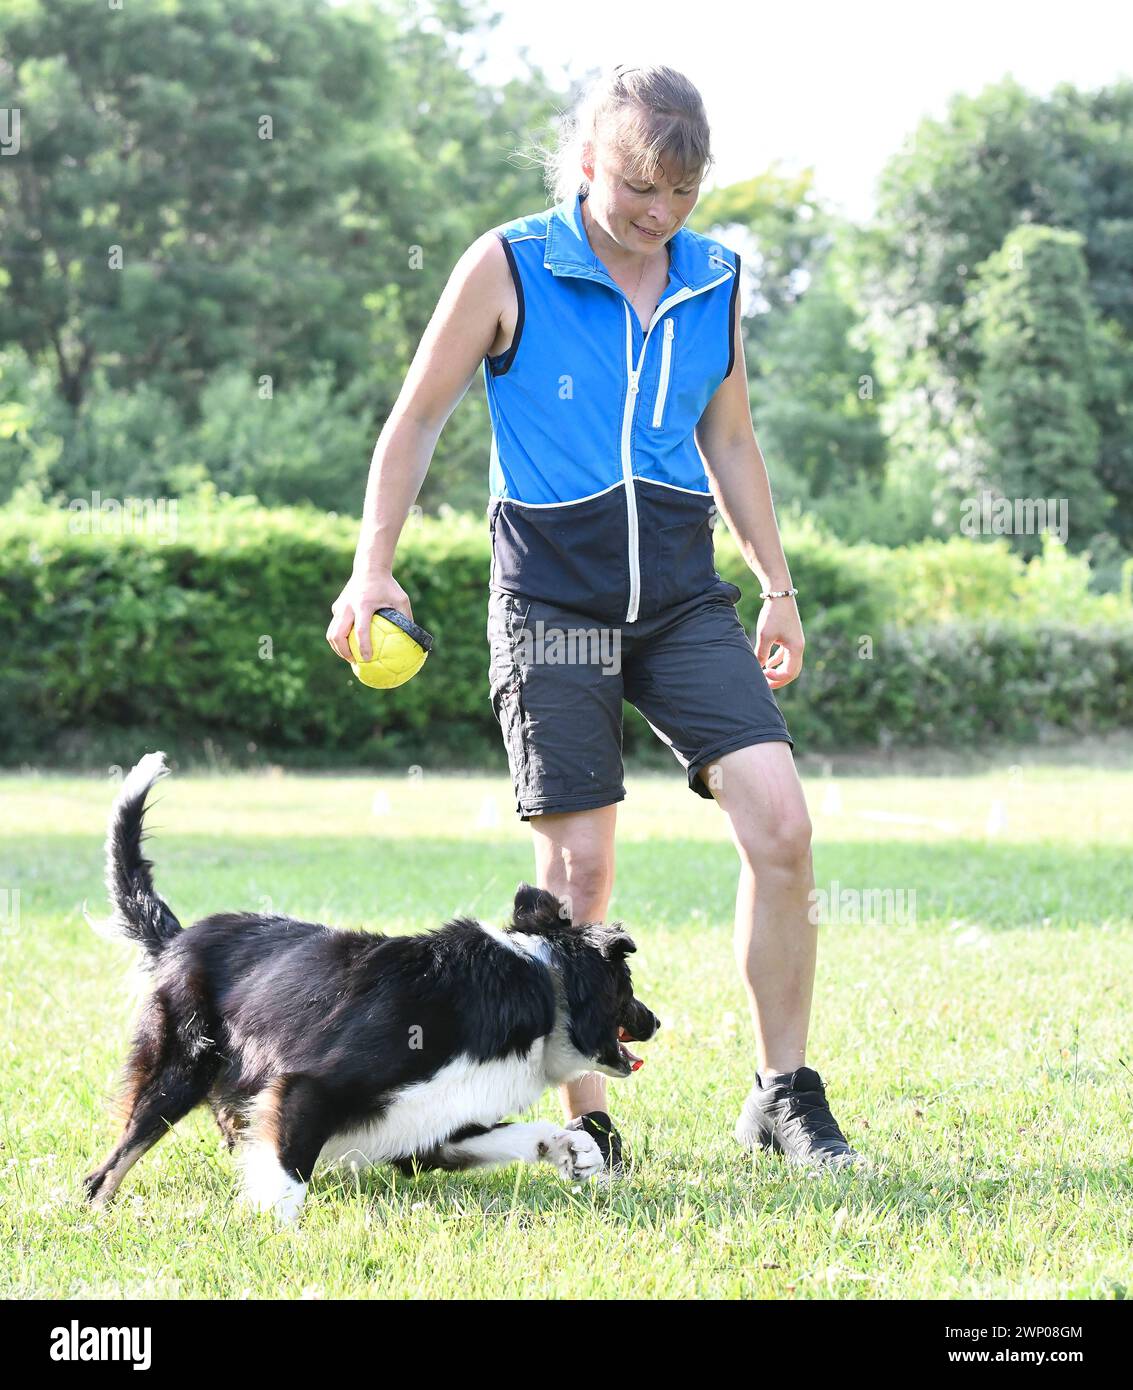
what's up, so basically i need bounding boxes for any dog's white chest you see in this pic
[317,1047,548,1168]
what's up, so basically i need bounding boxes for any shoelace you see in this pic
[775,1089,850,1147]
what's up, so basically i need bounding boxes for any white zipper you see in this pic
[618,272,734,624]
[652,317,676,428]
[620,306,642,622]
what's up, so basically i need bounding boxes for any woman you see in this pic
[327,64,860,1173]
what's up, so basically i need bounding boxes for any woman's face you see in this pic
[582,143,700,256]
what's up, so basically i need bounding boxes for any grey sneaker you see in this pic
[735,1066,862,1170]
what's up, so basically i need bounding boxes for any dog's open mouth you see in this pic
[617,1027,644,1071]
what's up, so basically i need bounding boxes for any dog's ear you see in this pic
[511,883,571,928]
[583,923,636,960]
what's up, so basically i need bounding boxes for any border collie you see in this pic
[83,753,659,1222]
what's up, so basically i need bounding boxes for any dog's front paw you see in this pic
[542,1129,604,1182]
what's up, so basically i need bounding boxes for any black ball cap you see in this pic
[376,607,434,653]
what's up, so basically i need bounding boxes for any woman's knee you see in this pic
[531,807,617,919]
[543,855,614,920]
[733,808,813,872]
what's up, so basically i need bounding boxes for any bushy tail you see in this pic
[86,751,182,964]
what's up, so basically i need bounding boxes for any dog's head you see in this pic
[509,884,661,1079]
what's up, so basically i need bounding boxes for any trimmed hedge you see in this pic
[1,497,1131,767]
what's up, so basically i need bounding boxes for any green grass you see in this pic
[1,745,1131,1299]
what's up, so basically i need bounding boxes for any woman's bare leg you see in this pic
[529,803,619,1119]
[700,742,816,1074]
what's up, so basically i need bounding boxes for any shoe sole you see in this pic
[735,1106,863,1171]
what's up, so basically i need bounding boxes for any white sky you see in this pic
[454,0,1133,223]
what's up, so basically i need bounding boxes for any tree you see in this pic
[0,0,556,510]
[749,258,885,498]
[969,225,1110,555]
[855,77,1133,544]
[0,0,554,414]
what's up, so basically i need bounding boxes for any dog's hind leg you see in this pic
[83,995,215,1207]
[209,1094,249,1151]
[419,1120,605,1182]
[238,1075,338,1225]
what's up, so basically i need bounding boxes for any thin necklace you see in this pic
[583,201,647,300]
[630,255,646,298]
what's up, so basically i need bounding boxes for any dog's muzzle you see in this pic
[617,1003,661,1071]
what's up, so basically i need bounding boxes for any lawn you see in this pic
[1,741,1131,1299]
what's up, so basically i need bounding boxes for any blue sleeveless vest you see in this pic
[483,189,741,623]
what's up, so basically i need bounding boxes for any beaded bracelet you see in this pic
[759,586,799,600]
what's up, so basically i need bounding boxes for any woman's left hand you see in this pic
[754,598,805,689]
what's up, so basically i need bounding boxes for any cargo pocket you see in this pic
[492,672,524,789]
[487,594,533,800]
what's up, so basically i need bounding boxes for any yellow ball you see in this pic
[347,610,432,689]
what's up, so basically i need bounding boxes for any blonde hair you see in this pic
[528,64,715,205]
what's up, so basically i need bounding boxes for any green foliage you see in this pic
[862,77,1133,545]
[969,226,1111,553]
[0,348,438,513]
[1,12,1131,588]
[0,347,64,504]
[782,470,939,549]
[782,619,1133,749]
[2,500,1130,766]
[851,530,1133,626]
[749,262,886,498]
[49,372,200,502]
[0,0,554,423]
[693,167,832,317]
[188,365,375,510]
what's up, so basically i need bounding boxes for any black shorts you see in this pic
[486,582,795,820]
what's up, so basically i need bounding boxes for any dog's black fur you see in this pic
[83,753,659,1215]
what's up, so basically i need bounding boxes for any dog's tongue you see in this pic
[618,1028,644,1070]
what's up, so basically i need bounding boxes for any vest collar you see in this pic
[544,189,728,292]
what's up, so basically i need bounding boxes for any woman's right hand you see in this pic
[326,569,414,663]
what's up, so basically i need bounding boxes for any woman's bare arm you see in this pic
[327,231,513,662]
[694,292,804,688]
